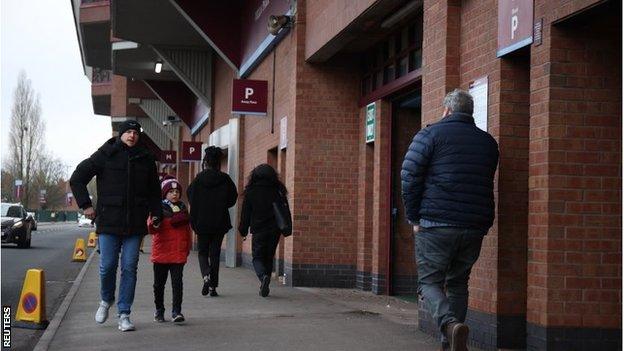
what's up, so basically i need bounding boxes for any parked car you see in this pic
[27,212,37,230]
[1,203,33,248]
[78,214,94,227]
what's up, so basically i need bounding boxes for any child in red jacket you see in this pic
[148,176,191,323]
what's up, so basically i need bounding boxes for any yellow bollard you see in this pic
[87,232,97,248]
[15,269,49,329]
[72,238,87,262]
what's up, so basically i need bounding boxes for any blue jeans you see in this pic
[98,234,142,315]
[415,227,485,342]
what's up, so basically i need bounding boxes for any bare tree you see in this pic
[31,152,67,209]
[6,71,45,206]
[1,170,16,202]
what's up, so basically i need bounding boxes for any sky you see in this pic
[1,0,112,177]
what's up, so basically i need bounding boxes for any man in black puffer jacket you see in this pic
[187,146,238,297]
[401,89,499,351]
[70,120,162,332]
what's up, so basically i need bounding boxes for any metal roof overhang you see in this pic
[111,0,207,80]
[111,0,206,47]
[306,0,423,63]
[112,43,179,82]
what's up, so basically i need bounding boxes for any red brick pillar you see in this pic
[421,0,461,126]
[357,107,374,291]
[528,1,622,349]
[371,100,392,294]
[286,0,361,287]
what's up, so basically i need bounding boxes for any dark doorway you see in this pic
[390,90,421,296]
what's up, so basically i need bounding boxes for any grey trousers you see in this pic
[415,226,485,343]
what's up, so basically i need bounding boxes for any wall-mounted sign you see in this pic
[280,117,288,150]
[181,142,203,162]
[533,18,543,46]
[469,76,489,132]
[497,0,533,57]
[161,150,177,164]
[232,79,268,115]
[365,102,376,143]
[15,179,22,199]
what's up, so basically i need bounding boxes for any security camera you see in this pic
[268,15,292,36]
[163,116,181,127]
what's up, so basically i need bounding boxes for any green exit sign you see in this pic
[366,102,375,143]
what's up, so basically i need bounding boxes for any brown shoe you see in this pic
[445,322,469,351]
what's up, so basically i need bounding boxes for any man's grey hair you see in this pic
[443,89,474,115]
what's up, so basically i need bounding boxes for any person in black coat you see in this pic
[187,146,237,297]
[401,89,499,350]
[238,164,287,297]
[70,120,162,332]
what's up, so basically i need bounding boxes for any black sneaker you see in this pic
[154,309,165,323]
[202,277,210,296]
[172,312,185,323]
[260,275,270,297]
[209,287,218,297]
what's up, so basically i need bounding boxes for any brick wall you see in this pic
[304,0,375,60]
[420,0,532,348]
[111,75,127,117]
[458,2,530,349]
[528,2,622,349]
[238,25,296,268]
[213,56,235,130]
[111,76,149,118]
[370,100,392,294]
[421,0,461,126]
[287,0,362,287]
[357,107,374,290]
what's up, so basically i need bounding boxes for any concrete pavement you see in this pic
[38,239,454,351]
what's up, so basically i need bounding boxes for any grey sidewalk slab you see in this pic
[47,240,446,351]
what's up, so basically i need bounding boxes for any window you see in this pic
[2,205,23,218]
[360,13,423,97]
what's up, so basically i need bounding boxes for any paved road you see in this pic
[1,222,94,351]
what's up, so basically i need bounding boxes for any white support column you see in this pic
[225,117,240,267]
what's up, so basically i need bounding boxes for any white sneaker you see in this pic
[95,301,111,324]
[118,314,135,331]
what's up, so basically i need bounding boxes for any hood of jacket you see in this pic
[195,169,229,189]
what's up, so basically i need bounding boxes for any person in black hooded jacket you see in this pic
[187,146,237,297]
[238,163,287,298]
[70,120,162,332]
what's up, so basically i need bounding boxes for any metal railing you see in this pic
[92,68,111,84]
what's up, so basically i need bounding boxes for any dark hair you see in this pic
[202,146,222,170]
[244,164,287,195]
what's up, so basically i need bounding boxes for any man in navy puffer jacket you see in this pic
[401,89,499,351]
